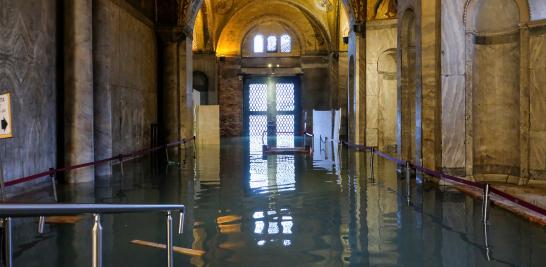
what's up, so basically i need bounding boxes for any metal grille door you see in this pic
[244,76,300,150]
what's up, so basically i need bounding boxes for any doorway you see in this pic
[244,76,301,150]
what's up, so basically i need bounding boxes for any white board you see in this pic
[0,93,13,139]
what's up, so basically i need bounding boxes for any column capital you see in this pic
[156,26,190,43]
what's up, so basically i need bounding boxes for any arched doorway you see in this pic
[398,9,419,164]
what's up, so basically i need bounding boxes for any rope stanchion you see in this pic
[2,139,191,190]
[341,140,546,218]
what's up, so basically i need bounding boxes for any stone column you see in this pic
[64,0,94,183]
[348,29,366,145]
[158,27,194,146]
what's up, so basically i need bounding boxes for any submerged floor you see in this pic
[6,138,546,266]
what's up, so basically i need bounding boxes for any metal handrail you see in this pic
[1,203,185,267]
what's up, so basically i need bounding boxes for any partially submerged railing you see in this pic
[341,141,546,219]
[1,204,185,267]
[0,137,196,200]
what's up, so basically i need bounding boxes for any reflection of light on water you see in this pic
[268,222,279,234]
[252,208,293,247]
[254,221,265,234]
[281,221,293,234]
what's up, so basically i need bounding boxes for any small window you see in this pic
[267,36,277,52]
[254,35,264,53]
[280,35,291,53]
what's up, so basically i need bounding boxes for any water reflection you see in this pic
[8,138,546,267]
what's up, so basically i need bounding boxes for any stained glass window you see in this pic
[254,35,264,53]
[280,35,291,53]
[267,36,277,52]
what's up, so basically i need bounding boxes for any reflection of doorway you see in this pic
[243,76,301,149]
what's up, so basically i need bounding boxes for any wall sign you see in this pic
[0,93,13,139]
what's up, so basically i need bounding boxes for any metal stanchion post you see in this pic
[484,221,491,261]
[166,211,173,267]
[92,214,103,267]
[165,146,171,164]
[119,155,124,177]
[482,184,490,224]
[178,211,185,234]
[3,217,12,267]
[406,161,411,204]
[49,168,58,202]
[38,216,45,234]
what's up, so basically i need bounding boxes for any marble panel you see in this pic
[530,131,546,171]
[196,105,220,145]
[530,67,546,131]
[366,95,379,129]
[441,0,465,76]
[473,41,520,174]
[441,75,465,169]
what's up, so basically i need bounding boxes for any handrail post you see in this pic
[165,145,170,164]
[3,217,12,267]
[92,214,103,267]
[166,211,174,267]
[482,184,490,224]
[405,161,411,204]
[49,168,58,202]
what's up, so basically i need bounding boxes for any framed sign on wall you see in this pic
[0,93,13,139]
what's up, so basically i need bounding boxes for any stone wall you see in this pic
[0,0,57,191]
[94,0,157,174]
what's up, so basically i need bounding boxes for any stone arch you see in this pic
[464,0,526,182]
[397,8,420,164]
[377,49,398,153]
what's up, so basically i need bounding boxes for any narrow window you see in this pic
[254,35,264,53]
[267,36,277,52]
[280,35,291,53]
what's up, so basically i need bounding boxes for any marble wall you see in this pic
[94,0,157,176]
[365,20,398,152]
[440,0,466,173]
[529,23,546,179]
[0,0,57,191]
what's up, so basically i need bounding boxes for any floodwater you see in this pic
[5,138,546,266]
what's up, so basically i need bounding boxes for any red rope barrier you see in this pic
[341,141,546,217]
[3,138,195,188]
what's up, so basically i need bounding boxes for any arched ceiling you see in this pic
[215,1,331,55]
[192,0,352,54]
